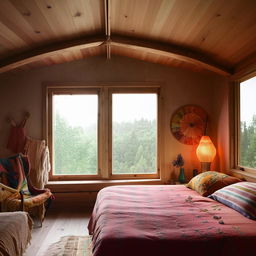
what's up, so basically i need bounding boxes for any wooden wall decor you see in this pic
[170,105,207,145]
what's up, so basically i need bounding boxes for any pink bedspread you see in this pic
[88,185,256,256]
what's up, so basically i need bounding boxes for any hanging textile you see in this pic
[6,113,29,154]
[24,138,51,189]
[7,126,26,154]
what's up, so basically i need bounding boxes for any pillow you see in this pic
[186,171,241,196]
[209,182,256,220]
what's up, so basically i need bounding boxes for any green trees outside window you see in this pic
[240,116,256,168]
[52,91,158,176]
[240,77,256,169]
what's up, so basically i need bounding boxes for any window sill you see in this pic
[46,178,163,193]
[231,169,256,182]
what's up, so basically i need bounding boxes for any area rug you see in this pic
[45,235,92,256]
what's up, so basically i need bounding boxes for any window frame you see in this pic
[108,87,160,179]
[46,87,103,181]
[232,80,256,173]
[45,84,162,181]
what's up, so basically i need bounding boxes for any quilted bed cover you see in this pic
[0,211,32,256]
[88,185,256,256]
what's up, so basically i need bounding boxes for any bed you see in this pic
[88,184,256,256]
[0,211,33,256]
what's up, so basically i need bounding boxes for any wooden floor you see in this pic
[24,204,93,256]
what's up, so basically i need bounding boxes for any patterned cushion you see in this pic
[209,182,256,220]
[0,154,30,195]
[186,171,241,196]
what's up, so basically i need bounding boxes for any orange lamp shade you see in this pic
[196,136,216,163]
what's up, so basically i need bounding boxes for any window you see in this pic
[53,94,98,175]
[111,93,157,175]
[46,86,160,180]
[239,76,256,170]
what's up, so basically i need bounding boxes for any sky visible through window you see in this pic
[112,93,157,122]
[53,95,98,128]
[54,93,157,126]
[240,76,256,124]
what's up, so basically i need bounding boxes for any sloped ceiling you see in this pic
[0,0,256,77]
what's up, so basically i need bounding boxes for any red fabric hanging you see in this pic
[7,115,29,154]
[7,126,26,153]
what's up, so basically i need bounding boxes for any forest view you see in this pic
[53,114,157,175]
[240,77,256,169]
[53,113,97,175]
[240,116,256,168]
[112,119,157,174]
[53,93,157,175]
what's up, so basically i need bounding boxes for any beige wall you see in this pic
[0,55,230,184]
[211,77,231,172]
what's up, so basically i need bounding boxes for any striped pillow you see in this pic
[209,182,256,220]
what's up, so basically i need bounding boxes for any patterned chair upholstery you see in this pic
[0,154,53,226]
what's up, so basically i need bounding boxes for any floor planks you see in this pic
[24,204,93,256]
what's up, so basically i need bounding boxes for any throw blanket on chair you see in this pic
[24,138,51,189]
[0,154,53,225]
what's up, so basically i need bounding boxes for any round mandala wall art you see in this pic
[170,105,207,145]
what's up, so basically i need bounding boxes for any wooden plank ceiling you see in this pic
[0,0,256,76]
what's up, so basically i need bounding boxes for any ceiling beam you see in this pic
[0,35,105,74]
[104,0,108,37]
[0,34,232,76]
[111,35,232,76]
[104,0,111,59]
[231,51,256,81]
[106,0,111,37]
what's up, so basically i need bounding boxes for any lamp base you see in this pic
[200,162,211,172]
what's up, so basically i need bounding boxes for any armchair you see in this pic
[0,154,53,226]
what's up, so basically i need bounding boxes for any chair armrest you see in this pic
[0,183,19,202]
[0,184,24,211]
[0,183,18,193]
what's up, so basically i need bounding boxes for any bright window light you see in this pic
[53,94,98,175]
[112,93,157,174]
[240,77,256,168]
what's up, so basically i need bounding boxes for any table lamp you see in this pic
[196,135,216,172]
